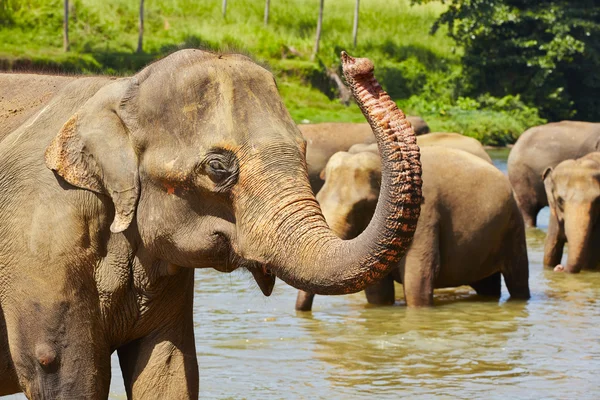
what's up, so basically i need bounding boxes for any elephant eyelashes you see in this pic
[203,149,239,191]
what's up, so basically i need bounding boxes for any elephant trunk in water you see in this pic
[564,203,594,273]
[236,53,422,295]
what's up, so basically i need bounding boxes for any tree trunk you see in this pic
[63,0,69,52]
[264,0,270,26]
[311,0,324,61]
[137,0,144,53]
[352,0,359,48]
[222,0,227,18]
[326,68,351,106]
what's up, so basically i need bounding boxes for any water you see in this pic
[8,149,600,399]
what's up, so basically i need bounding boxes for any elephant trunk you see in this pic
[564,203,594,273]
[237,53,422,295]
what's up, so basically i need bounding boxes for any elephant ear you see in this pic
[45,79,139,234]
[319,168,327,181]
[542,167,557,215]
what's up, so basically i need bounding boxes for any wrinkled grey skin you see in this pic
[349,132,492,164]
[296,146,530,309]
[300,116,429,191]
[0,50,421,398]
[543,152,600,273]
[508,121,600,227]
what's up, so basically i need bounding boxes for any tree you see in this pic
[137,0,144,53]
[311,0,324,61]
[222,0,227,18]
[63,0,69,52]
[352,0,359,48]
[264,0,270,26]
[413,0,600,121]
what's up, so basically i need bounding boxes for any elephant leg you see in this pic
[500,217,531,300]
[364,273,396,305]
[118,319,198,400]
[295,290,316,311]
[512,182,541,228]
[402,222,439,307]
[543,213,565,268]
[470,272,501,297]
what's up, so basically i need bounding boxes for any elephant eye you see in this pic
[209,160,226,172]
[202,149,239,190]
[206,159,229,182]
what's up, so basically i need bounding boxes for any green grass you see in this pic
[0,0,543,143]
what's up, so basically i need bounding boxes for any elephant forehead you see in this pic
[327,151,381,174]
[135,61,299,146]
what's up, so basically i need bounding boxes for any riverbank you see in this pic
[0,0,545,145]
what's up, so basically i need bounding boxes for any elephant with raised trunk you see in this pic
[508,121,600,227]
[543,152,600,273]
[296,145,529,310]
[0,51,421,398]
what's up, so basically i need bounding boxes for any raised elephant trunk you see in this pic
[236,53,422,295]
[564,203,595,273]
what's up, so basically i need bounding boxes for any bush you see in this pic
[401,94,546,146]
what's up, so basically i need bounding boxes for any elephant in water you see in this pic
[296,146,530,310]
[0,51,422,398]
[543,152,600,273]
[507,121,600,227]
[299,116,429,191]
[349,132,492,164]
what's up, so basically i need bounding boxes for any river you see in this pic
[7,149,600,399]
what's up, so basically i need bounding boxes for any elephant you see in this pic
[0,74,74,141]
[0,50,422,398]
[507,121,600,227]
[542,152,600,273]
[300,116,429,191]
[349,132,492,164]
[296,146,530,310]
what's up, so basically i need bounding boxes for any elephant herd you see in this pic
[297,121,600,310]
[0,49,598,398]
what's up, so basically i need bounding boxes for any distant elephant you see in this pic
[0,51,422,398]
[542,152,600,273]
[296,146,530,310]
[507,121,600,227]
[349,132,492,164]
[300,116,429,191]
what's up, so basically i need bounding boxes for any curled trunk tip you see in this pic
[341,51,374,79]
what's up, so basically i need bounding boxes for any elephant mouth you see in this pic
[248,264,276,296]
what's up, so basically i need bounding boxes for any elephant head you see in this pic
[543,152,600,273]
[316,148,381,241]
[44,49,422,295]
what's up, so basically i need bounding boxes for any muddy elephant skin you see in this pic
[508,121,600,227]
[0,50,422,398]
[543,152,600,273]
[349,132,492,164]
[296,146,530,310]
[299,116,429,191]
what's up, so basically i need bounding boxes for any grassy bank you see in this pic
[0,0,545,144]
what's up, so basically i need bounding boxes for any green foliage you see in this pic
[413,0,600,121]
[401,94,546,146]
[0,0,548,144]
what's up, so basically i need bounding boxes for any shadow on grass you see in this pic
[0,35,238,76]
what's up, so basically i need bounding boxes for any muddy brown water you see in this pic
[7,149,600,399]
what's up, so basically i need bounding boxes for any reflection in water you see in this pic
[8,150,599,400]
